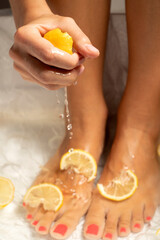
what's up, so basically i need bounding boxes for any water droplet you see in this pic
[68,148,74,153]
[70,132,73,136]
[73,81,78,86]
[64,99,68,105]
[59,113,64,119]
[57,99,60,104]
[67,124,72,131]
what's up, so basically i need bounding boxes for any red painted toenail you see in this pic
[105,233,112,239]
[146,216,152,221]
[27,214,32,219]
[53,224,68,236]
[33,220,39,226]
[23,202,26,207]
[120,227,126,233]
[39,226,46,231]
[86,224,99,235]
[134,223,141,229]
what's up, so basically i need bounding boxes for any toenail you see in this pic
[53,224,68,236]
[23,202,26,207]
[134,223,141,229]
[120,227,126,233]
[146,216,152,221]
[86,224,99,235]
[27,214,32,219]
[105,233,112,239]
[33,220,39,226]
[39,226,46,231]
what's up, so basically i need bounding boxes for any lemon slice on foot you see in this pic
[0,176,15,209]
[23,183,63,211]
[44,28,73,54]
[60,149,97,182]
[97,170,138,201]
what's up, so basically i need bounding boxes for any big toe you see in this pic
[83,200,106,239]
[50,207,87,239]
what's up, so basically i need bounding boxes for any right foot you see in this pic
[23,105,107,239]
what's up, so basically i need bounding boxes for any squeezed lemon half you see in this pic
[44,28,73,54]
[60,149,97,182]
[97,170,138,201]
[0,176,15,209]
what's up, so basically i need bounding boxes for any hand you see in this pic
[9,14,100,90]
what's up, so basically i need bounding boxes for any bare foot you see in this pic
[23,105,107,239]
[84,128,160,240]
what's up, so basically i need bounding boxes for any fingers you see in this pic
[10,46,84,89]
[14,25,85,70]
[59,17,100,58]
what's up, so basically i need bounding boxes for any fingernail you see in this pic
[27,214,32,219]
[86,224,99,235]
[134,223,141,229]
[105,233,112,239]
[84,44,99,56]
[23,202,26,207]
[39,226,46,231]
[32,220,39,226]
[120,227,126,233]
[146,216,152,221]
[53,224,68,236]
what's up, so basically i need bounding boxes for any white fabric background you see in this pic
[0,10,160,240]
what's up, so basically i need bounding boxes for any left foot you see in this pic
[84,127,160,240]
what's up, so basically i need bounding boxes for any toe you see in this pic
[102,212,119,240]
[31,206,46,230]
[83,200,106,239]
[118,211,131,237]
[131,206,144,233]
[25,206,38,222]
[143,202,156,223]
[35,211,58,235]
[50,207,87,239]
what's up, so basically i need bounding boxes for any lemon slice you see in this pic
[60,149,97,182]
[156,228,160,236]
[23,183,63,211]
[0,176,15,209]
[44,28,73,54]
[97,170,138,201]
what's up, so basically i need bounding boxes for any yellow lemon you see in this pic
[44,28,73,54]
[23,183,63,211]
[97,170,138,201]
[60,149,97,182]
[0,176,15,209]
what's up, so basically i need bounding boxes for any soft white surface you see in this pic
[0,11,160,240]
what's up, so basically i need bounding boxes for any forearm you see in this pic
[9,0,53,28]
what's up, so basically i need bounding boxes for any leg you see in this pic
[84,1,160,239]
[24,0,110,239]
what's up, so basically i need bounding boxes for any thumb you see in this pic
[61,17,100,58]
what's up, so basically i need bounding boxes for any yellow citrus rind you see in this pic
[0,176,15,209]
[156,228,160,236]
[23,183,63,212]
[44,28,73,54]
[60,149,97,182]
[97,170,138,201]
